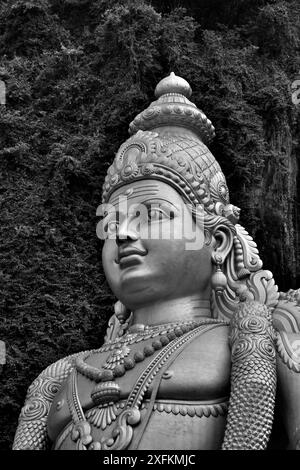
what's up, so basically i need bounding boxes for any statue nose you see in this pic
[116,219,139,245]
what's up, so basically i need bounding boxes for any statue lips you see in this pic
[116,247,148,269]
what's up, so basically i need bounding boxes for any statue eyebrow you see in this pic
[141,198,180,212]
[110,189,159,206]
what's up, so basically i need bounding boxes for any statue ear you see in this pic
[211,224,234,264]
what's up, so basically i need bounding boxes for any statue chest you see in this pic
[48,324,231,444]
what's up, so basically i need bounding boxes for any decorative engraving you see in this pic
[152,399,228,418]
[13,355,77,450]
[212,224,280,323]
[128,74,215,144]
[86,402,126,430]
[103,345,131,370]
[275,330,300,372]
[68,322,226,450]
[222,301,277,450]
[83,399,228,441]
[71,421,93,450]
[20,397,49,422]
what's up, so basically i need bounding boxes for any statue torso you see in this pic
[47,323,231,450]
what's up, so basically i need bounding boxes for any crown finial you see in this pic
[129,72,215,143]
[154,72,192,99]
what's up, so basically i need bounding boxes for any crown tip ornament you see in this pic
[154,72,192,99]
[129,72,215,143]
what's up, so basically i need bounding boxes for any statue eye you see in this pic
[146,206,175,222]
[147,207,161,221]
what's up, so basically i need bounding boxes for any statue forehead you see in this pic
[108,180,184,205]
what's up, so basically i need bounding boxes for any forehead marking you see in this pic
[110,184,160,205]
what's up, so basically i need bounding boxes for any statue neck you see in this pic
[130,296,212,327]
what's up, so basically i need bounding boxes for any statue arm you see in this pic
[13,354,77,450]
[275,330,300,449]
[12,313,119,450]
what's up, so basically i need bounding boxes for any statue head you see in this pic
[100,73,277,322]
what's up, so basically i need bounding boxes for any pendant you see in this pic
[91,381,121,406]
[89,407,141,450]
[103,345,131,370]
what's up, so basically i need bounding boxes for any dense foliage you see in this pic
[0,0,299,449]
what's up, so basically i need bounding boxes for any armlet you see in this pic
[13,354,77,450]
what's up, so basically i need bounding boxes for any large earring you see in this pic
[211,255,227,294]
[114,301,132,337]
[114,300,130,324]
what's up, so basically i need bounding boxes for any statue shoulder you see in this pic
[12,312,124,450]
[13,352,79,450]
[190,322,230,353]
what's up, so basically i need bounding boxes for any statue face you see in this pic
[101,180,214,310]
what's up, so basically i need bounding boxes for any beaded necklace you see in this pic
[75,318,226,406]
[67,318,228,450]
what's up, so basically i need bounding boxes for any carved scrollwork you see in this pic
[13,355,76,450]
[26,377,44,397]
[20,397,49,422]
[106,407,141,450]
[41,378,62,401]
[222,301,277,450]
[239,316,268,334]
[231,337,254,361]
[71,421,93,450]
[212,224,280,322]
[235,225,263,273]
[275,330,300,372]
[86,407,141,451]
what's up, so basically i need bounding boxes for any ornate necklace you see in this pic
[68,318,229,451]
[75,318,225,406]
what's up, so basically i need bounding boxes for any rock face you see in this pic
[247,121,299,291]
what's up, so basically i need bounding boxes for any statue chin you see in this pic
[12,73,300,451]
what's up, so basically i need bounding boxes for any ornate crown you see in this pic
[102,72,240,224]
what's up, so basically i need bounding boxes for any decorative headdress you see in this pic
[102,72,240,224]
[102,73,300,335]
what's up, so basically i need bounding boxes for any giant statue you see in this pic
[13,73,300,450]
